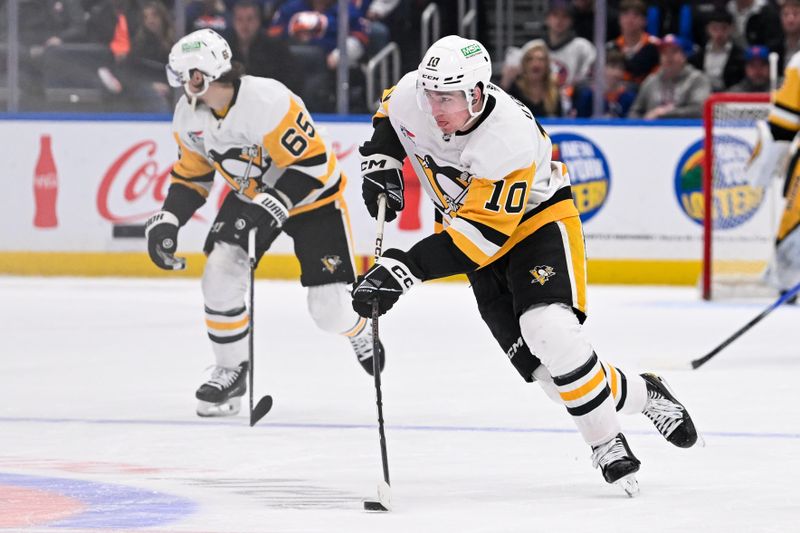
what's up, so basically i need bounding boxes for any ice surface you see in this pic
[1,277,798,532]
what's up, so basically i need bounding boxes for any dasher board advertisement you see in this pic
[0,117,755,284]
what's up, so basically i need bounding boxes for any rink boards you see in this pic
[0,115,760,284]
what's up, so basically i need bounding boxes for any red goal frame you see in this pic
[702,92,771,300]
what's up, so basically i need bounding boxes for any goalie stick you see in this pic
[363,194,392,512]
[691,280,800,369]
[248,227,273,425]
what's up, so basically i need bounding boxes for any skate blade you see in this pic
[196,397,241,417]
[616,474,640,498]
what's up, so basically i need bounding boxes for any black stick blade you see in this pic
[363,500,389,512]
[249,395,273,426]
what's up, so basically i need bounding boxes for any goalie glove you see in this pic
[351,249,421,317]
[745,120,791,189]
[361,153,404,222]
[145,211,186,270]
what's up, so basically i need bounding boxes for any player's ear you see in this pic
[472,83,484,106]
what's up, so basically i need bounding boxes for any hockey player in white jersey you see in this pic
[746,50,800,299]
[351,35,699,495]
[145,29,385,417]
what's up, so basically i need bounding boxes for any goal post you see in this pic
[702,92,775,300]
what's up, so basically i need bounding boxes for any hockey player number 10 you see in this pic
[280,111,316,157]
[484,179,527,214]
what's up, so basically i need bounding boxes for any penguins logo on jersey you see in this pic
[321,255,342,274]
[414,154,471,216]
[208,145,272,193]
[530,265,556,285]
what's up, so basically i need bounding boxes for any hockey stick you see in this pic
[691,280,800,369]
[248,227,273,426]
[363,194,392,512]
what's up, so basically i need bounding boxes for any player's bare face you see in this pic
[423,90,471,134]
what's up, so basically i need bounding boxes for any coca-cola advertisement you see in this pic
[0,119,431,258]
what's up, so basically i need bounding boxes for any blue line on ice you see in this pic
[1,416,797,440]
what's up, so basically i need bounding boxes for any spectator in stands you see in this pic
[229,0,298,92]
[727,0,780,50]
[690,9,745,92]
[607,0,660,86]
[629,34,711,119]
[269,0,371,111]
[571,0,619,43]
[17,0,88,108]
[504,39,563,118]
[109,0,176,112]
[729,45,772,92]
[543,0,596,88]
[572,48,638,118]
[187,0,231,34]
[778,0,800,71]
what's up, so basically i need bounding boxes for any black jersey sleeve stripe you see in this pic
[163,183,207,226]
[770,120,798,142]
[359,116,407,162]
[170,170,215,183]
[775,100,800,115]
[521,186,574,223]
[275,168,324,206]
[292,153,328,168]
[617,371,628,410]
[458,215,510,247]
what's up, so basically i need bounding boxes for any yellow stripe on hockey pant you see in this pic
[778,168,800,242]
[206,316,250,331]
[559,368,606,402]
[561,216,587,314]
[607,364,619,399]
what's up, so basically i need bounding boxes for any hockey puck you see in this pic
[363,500,389,512]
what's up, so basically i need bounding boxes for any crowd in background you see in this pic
[0,0,796,117]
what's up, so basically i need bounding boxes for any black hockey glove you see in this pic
[252,188,290,229]
[352,249,420,317]
[145,211,186,270]
[361,153,404,222]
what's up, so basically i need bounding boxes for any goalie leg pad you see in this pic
[202,242,250,368]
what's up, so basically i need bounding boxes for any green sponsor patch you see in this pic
[181,41,202,52]
[460,44,481,57]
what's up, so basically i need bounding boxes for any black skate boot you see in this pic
[349,323,385,376]
[641,373,698,448]
[195,361,248,417]
[591,433,641,497]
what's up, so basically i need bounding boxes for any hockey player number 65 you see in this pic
[280,111,316,157]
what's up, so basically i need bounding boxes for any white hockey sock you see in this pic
[205,305,250,368]
[552,353,621,447]
[602,362,648,415]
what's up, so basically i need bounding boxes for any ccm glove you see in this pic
[352,249,421,317]
[145,211,186,270]
[361,153,404,222]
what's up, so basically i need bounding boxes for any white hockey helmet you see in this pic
[416,35,492,117]
[166,29,232,99]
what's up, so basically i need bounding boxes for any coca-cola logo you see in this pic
[97,139,357,224]
[34,173,58,189]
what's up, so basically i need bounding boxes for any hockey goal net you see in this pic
[702,92,780,300]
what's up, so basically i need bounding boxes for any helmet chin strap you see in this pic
[184,76,211,110]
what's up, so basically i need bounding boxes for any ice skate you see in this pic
[349,323,385,376]
[196,362,248,417]
[641,373,699,448]
[591,433,641,497]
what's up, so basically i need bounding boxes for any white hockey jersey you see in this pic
[369,72,578,268]
[170,76,344,214]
